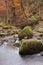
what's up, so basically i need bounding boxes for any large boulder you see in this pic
[18,26,33,40]
[19,39,43,55]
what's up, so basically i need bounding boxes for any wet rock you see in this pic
[13,43,20,47]
[36,27,43,33]
[19,39,43,55]
[3,25,12,29]
[18,26,33,40]
[1,25,21,36]
[39,33,43,37]
[13,38,20,47]
[13,28,21,34]
[33,32,43,40]
[0,33,5,37]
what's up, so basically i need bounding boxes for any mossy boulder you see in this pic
[19,39,43,55]
[18,26,33,40]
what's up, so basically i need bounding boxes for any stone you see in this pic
[18,26,33,40]
[19,39,43,55]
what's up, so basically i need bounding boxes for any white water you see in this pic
[0,41,43,65]
[0,34,43,65]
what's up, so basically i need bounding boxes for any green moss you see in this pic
[19,39,43,55]
[3,25,12,29]
[18,26,33,40]
[31,15,39,21]
[29,15,39,26]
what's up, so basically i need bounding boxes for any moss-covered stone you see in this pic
[3,25,12,29]
[30,15,39,21]
[18,26,33,40]
[19,39,43,55]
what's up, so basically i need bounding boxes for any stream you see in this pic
[0,35,43,65]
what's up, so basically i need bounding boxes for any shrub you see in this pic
[29,15,39,26]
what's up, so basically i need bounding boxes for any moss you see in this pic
[36,28,43,33]
[31,15,38,21]
[3,25,12,29]
[19,39,43,55]
[29,15,39,26]
[18,26,33,40]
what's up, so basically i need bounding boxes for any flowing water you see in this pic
[0,35,43,65]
